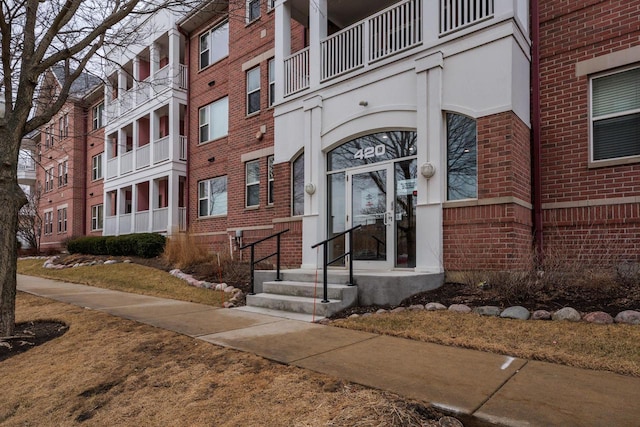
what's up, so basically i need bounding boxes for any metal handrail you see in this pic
[371,235,386,259]
[311,224,362,303]
[239,229,289,295]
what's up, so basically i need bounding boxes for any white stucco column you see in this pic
[168,28,181,89]
[308,0,327,89]
[168,99,179,161]
[415,52,444,273]
[168,172,179,235]
[150,42,159,81]
[301,95,324,269]
[274,0,291,104]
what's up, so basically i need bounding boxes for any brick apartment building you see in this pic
[27,0,640,308]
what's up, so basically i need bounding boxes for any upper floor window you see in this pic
[198,176,228,217]
[446,113,477,201]
[200,21,229,69]
[267,0,275,11]
[267,155,274,205]
[246,160,260,207]
[59,114,68,139]
[93,103,104,130]
[199,97,229,143]
[58,160,68,187]
[247,67,260,115]
[57,207,67,233]
[44,167,54,192]
[45,125,54,148]
[268,58,275,107]
[92,153,103,181]
[247,0,260,22]
[591,66,640,162]
[43,211,53,235]
[292,153,304,216]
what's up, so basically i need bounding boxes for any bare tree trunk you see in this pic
[0,129,27,337]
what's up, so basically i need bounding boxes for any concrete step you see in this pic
[262,280,356,300]
[246,293,349,318]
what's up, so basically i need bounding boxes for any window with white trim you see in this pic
[292,153,304,216]
[591,66,640,162]
[199,97,229,143]
[93,103,104,130]
[43,211,53,235]
[57,207,67,233]
[92,153,103,180]
[91,204,104,231]
[267,0,275,11]
[268,58,275,107]
[247,0,260,22]
[246,160,260,207]
[199,21,229,69]
[44,167,54,192]
[446,113,477,201]
[247,67,260,115]
[267,155,274,205]
[198,176,227,217]
[58,160,68,187]
[59,114,68,139]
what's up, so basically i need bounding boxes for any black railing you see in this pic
[311,224,362,303]
[240,229,289,295]
[371,235,386,260]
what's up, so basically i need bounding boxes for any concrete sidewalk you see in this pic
[17,274,640,427]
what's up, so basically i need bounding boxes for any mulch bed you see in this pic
[1,321,69,362]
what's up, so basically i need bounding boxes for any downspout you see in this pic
[177,24,190,231]
[531,0,543,262]
[81,103,88,237]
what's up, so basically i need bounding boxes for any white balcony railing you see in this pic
[135,211,149,233]
[136,144,150,169]
[440,0,494,35]
[119,213,133,234]
[106,157,118,179]
[121,151,133,174]
[178,207,187,232]
[120,89,134,113]
[321,23,364,81]
[152,207,168,232]
[368,0,422,62]
[153,136,169,163]
[136,79,152,104]
[179,135,187,161]
[178,64,188,89]
[284,47,310,96]
[105,216,117,235]
[154,65,169,85]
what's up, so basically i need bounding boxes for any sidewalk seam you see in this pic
[470,359,529,416]
[288,333,381,364]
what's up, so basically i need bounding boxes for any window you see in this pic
[58,160,68,187]
[246,160,260,207]
[292,153,304,216]
[268,58,275,107]
[199,21,229,69]
[91,204,104,231]
[267,155,274,205]
[44,167,54,192]
[45,125,54,148]
[43,211,53,235]
[591,67,640,162]
[93,103,104,130]
[92,153,103,180]
[198,176,228,217]
[59,114,68,139]
[446,113,477,201]
[247,0,260,22]
[247,67,260,114]
[199,97,229,143]
[267,0,275,11]
[57,208,67,233]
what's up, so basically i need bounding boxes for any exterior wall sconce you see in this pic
[420,162,436,179]
[358,100,368,106]
[304,182,316,195]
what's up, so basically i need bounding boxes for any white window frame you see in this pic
[446,113,478,201]
[93,103,104,130]
[45,166,54,192]
[268,58,275,107]
[57,160,68,187]
[247,66,261,115]
[199,20,229,70]
[267,155,274,205]
[91,204,104,231]
[57,207,67,233]
[246,160,260,207]
[267,0,275,11]
[92,153,103,181]
[199,97,229,143]
[292,153,304,216]
[43,211,53,235]
[590,66,640,164]
[247,0,261,23]
[198,176,228,218]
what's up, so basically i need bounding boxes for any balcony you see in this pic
[17,162,36,185]
[282,0,496,97]
[105,135,186,180]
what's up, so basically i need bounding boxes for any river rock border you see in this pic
[39,257,244,308]
[328,303,640,326]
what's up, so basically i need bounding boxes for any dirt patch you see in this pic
[0,320,68,362]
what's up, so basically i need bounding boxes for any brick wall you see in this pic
[539,0,640,264]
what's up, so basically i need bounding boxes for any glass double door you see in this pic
[337,160,416,269]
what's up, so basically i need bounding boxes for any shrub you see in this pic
[66,233,165,258]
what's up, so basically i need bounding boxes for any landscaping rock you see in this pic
[426,302,447,311]
[474,306,501,317]
[448,304,471,313]
[614,310,640,325]
[439,416,464,427]
[408,304,425,311]
[223,285,236,293]
[532,310,552,320]
[223,301,235,308]
[583,311,614,325]
[390,307,406,314]
[375,309,388,315]
[500,306,530,320]
[552,307,581,322]
[104,260,118,265]
[362,312,373,318]
[349,313,360,318]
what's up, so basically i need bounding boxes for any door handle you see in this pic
[384,211,393,226]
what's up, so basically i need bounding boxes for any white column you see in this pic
[301,96,324,269]
[422,0,439,43]
[169,99,179,161]
[308,0,327,89]
[168,172,179,235]
[150,42,159,81]
[150,109,158,163]
[274,0,291,104]
[149,178,157,232]
[415,52,444,273]
[168,28,181,89]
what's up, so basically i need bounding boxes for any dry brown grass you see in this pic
[334,310,640,377]
[0,293,443,426]
[162,232,213,269]
[17,259,229,306]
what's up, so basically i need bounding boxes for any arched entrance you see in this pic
[327,131,417,269]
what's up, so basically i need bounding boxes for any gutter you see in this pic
[531,0,543,261]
